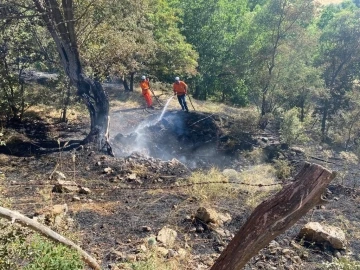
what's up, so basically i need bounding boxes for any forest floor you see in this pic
[0,85,360,270]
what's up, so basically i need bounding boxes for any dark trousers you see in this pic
[177,94,189,111]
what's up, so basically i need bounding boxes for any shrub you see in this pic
[0,222,83,270]
[280,108,308,146]
[230,108,260,134]
[24,236,84,270]
[321,257,360,270]
[273,159,292,180]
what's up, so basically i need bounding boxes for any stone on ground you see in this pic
[53,171,66,180]
[157,226,177,248]
[195,206,231,226]
[52,179,79,193]
[298,222,346,249]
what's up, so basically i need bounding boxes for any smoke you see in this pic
[110,108,235,169]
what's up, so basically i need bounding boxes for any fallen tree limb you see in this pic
[211,162,336,270]
[0,206,101,270]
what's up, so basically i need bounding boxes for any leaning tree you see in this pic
[0,0,113,153]
[32,0,112,153]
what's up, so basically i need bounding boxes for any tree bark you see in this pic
[122,75,130,91]
[321,99,328,141]
[129,72,135,91]
[0,206,101,270]
[211,163,336,270]
[61,81,71,122]
[261,91,267,116]
[32,0,112,154]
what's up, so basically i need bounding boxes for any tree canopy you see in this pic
[2,0,360,151]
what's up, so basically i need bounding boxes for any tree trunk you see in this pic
[122,75,130,91]
[129,72,135,92]
[221,88,225,102]
[33,0,113,155]
[61,82,71,122]
[194,85,201,99]
[19,83,25,122]
[321,99,328,141]
[299,87,307,122]
[261,91,267,116]
[300,100,305,122]
[211,163,336,270]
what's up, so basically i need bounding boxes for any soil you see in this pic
[1,95,360,270]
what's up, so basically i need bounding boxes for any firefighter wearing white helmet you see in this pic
[173,76,189,112]
[139,75,154,109]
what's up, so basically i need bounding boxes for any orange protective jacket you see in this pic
[140,80,150,95]
[173,81,187,95]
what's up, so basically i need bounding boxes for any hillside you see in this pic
[1,85,359,270]
[2,0,360,269]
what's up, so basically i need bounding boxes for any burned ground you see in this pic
[112,110,256,170]
[1,101,360,270]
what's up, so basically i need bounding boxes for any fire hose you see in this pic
[187,93,196,111]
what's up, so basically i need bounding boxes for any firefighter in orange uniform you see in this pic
[173,76,189,112]
[140,75,154,109]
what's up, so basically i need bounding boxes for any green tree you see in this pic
[280,108,307,146]
[17,0,114,152]
[75,0,156,90]
[246,0,316,117]
[178,0,250,104]
[148,0,198,81]
[276,28,323,122]
[315,7,360,139]
[0,17,47,121]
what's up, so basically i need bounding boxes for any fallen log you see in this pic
[211,162,336,270]
[0,206,101,270]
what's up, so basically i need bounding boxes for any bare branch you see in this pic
[0,206,101,270]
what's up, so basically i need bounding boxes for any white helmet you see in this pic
[175,76,180,81]
[141,75,146,80]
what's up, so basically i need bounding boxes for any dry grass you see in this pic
[185,168,236,202]
[0,172,11,207]
[238,164,281,209]
[69,201,121,215]
[26,104,88,123]
[118,248,187,270]
[190,99,255,118]
[110,89,145,110]
[243,148,267,165]
[185,164,280,208]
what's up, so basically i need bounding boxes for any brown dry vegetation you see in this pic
[1,86,360,270]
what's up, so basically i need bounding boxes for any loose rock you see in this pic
[156,247,169,257]
[298,222,347,250]
[141,226,152,232]
[195,207,219,224]
[157,227,177,248]
[103,167,112,174]
[52,180,79,193]
[52,171,66,180]
[79,187,91,194]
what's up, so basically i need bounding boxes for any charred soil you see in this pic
[1,102,360,270]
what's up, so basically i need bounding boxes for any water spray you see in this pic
[158,95,174,121]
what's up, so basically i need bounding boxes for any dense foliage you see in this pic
[1,0,360,150]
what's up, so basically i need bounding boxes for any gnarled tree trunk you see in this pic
[33,0,112,155]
